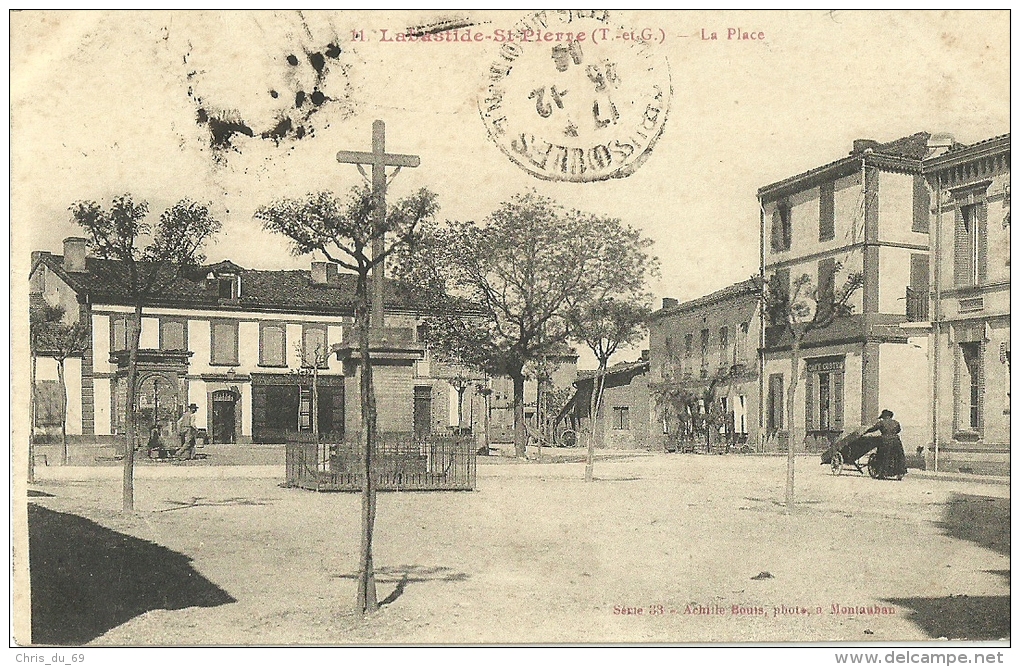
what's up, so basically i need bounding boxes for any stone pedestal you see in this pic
[333,328,424,437]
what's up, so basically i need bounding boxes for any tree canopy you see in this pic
[400,191,657,457]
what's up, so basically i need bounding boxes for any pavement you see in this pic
[21,452,1010,645]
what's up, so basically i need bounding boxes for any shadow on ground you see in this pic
[888,493,1010,640]
[334,565,468,607]
[29,504,235,645]
[885,595,1009,640]
[936,493,1010,557]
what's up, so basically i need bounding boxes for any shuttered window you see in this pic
[159,318,187,351]
[832,371,844,430]
[806,359,845,433]
[955,203,988,287]
[819,181,835,241]
[302,325,328,369]
[110,315,130,352]
[805,372,815,431]
[817,258,836,320]
[210,320,239,366]
[771,202,792,251]
[259,323,287,367]
[912,175,930,233]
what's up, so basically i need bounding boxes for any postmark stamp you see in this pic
[479,10,671,182]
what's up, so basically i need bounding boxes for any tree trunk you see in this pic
[481,391,491,456]
[29,349,36,484]
[355,272,379,615]
[785,333,803,512]
[123,303,143,511]
[511,369,527,458]
[705,408,713,453]
[585,363,608,482]
[57,358,67,466]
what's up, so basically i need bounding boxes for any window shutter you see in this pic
[771,209,782,252]
[252,385,267,432]
[977,203,988,284]
[805,371,815,431]
[909,254,930,292]
[912,175,930,233]
[832,371,844,430]
[954,208,972,287]
[782,204,793,250]
[819,181,835,241]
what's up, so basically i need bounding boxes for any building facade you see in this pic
[757,134,933,454]
[647,281,761,452]
[558,357,651,450]
[922,133,1010,474]
[30,238,485,459]
[487,351,578,444]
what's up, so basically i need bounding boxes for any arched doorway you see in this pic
[211,389,239,444]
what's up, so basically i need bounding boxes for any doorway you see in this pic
[211,390,238,444]
[413,386,432,439]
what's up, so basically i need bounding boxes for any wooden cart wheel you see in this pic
[867,452,882,479]
[831,451,843,476]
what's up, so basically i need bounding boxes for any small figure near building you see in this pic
[176,403,199,460]
[863,409,907,479]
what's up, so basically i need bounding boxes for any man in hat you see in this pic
[863,409,906,479]
[175,403,199,460]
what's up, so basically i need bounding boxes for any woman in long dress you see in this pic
[863,409,907,479]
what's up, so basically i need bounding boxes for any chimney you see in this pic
[926,132,955,159]
[640,349,650,362]
[661,297,678,310]
[851,139,881,155]
[63,237,87,272]
[311,261,339,285]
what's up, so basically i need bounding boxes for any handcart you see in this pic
[820,432,882,478]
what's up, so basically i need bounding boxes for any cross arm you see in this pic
[336,150,421,168]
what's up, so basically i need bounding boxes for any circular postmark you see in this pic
[479,10,671,182]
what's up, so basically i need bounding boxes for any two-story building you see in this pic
[757,133,933,454]
[29,237,485,461]
[647,280,762,452]
[922,133,1010,474]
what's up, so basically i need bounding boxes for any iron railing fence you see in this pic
[285,432,476,492]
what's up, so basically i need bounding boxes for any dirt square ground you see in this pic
[23,453,1010,645]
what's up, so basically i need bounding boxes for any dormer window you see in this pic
[206,271,240,299]
[219,277,236,299]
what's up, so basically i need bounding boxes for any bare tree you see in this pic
[568,299,652,481]
[31,304,90,465]
[760,265,863,511]
[255,185,439,616]
[70,196,221,510]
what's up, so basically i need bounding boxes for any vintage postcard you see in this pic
[10,9,1011,657]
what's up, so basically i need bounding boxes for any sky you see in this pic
[11,10,1010,366]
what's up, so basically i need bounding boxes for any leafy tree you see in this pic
[31,303,90,466]
[255,185,439,616]
[404,192,653,459]
[70,196,221,511]
[759,264,863,511]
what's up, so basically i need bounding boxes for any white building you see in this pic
[30,238,485,459]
